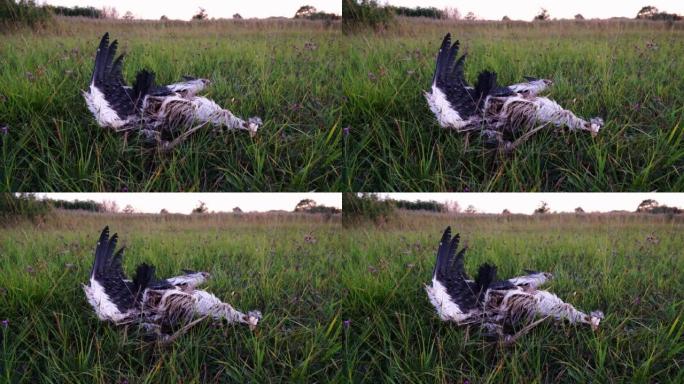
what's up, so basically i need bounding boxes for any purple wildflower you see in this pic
[343,319,351,329]
[343,126,350,136]
[120,186,129,192]
[1,319,8,328]
[463,187,470,192]
[463,380,470,384]
[0,125,8,135]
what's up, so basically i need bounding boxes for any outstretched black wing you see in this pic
[432,34,479,118]
[433,226,481,311]
[89,33,147,118]
[90,226,154,312]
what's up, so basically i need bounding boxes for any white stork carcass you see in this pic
[425,227,603,341]
[83,227,261,341]
[425,34,603,151]
[83,33,262,150]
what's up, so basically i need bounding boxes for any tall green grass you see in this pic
[342,19,684,191]
[1,210,682,382]
[339,211,684,382]
[0,18,342,191]
[0,211,343,382]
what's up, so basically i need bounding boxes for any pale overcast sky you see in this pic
[384,0,683,20]
[38,193,341,214]
[380,193,684,214]
[41,0,340,20]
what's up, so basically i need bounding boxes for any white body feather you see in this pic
[83,84,128,129]
[485,95,602,134]
[424,85,472,131]
[82,279,131,322]
[488,288,598,328]
[425,278,472,322]
[142,286,258,327]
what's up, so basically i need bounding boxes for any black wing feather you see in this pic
[91,227,152,312]
[90,33,140,118]
[433,227,479,311]
[432,34,478,118]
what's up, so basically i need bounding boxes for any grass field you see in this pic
[1,210,682,382]
[0,18,341,191]
[0,211,345,382]
[340,212,684,382]
[342,19,684,191]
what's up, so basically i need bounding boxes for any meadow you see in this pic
[0,17,342,191]
[342,19,684,191]
[0,210,344,382]
[1,209,682,382]
[340,212,684,382]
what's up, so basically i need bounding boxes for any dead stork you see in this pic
[83,33,262,150]
[425,34,603,151]
[425,227,603,342]
[83,227,261,341]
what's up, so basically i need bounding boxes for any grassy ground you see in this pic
[342,19,684,191]
[341,212,684,382]
[0,210,344,382]
[0,18,341,191]
[1,210,682,382]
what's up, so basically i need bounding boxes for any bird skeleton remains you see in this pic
[425,34,603,151]
[83,33,262,151]
[82,227,261,342]
[425,227,604,343]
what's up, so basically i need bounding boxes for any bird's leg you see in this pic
[158,122,209,152]
[158,315,209,345]
[501,316,550,345]
[527,97,603,135]
[189,97,261,137]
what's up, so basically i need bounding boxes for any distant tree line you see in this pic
[392,199,445,212]
[45,5,103,18]
[51,199,101,211]
[294,199,341,214]
[386,6,443,19]
[294,5,340,21]
[636,199,682,214]
[636,5,682,21]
